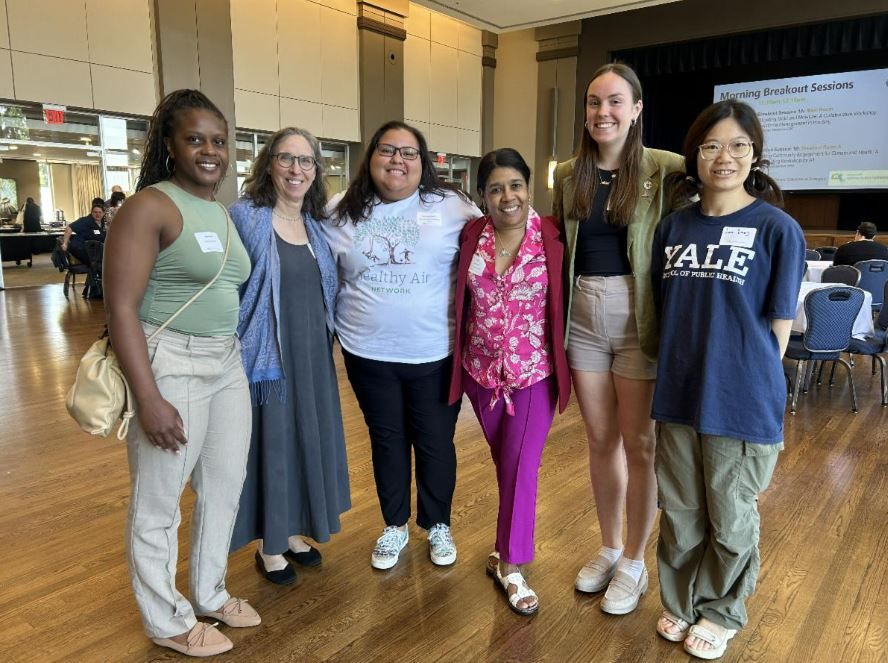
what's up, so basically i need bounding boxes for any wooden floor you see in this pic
[1,285,886,663]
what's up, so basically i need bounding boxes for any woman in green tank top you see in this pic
[103,90,257,657]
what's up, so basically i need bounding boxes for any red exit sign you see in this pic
[42,104,66,125]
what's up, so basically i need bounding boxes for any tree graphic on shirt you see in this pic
[355,215,419,265]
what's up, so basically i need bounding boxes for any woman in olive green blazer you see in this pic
[553,63,683,615]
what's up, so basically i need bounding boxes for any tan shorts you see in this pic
[567,275,657,379]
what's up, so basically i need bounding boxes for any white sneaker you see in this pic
[428,523,457,566]
[371,526,409,570]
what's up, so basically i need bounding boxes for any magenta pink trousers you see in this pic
[463,371,556,565]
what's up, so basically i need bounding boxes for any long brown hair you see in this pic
[242,127,328,220]
[570,63,643,227]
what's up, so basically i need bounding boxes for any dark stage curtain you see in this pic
[610,14,888,227]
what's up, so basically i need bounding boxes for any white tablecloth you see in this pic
[793,282,874,340]
[805,260,833,283]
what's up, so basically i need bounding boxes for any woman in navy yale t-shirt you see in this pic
[649,100,805,660]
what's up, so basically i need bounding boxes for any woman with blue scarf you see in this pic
[229,127,350,585]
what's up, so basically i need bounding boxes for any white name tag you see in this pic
[194,231,224,253]
[416,212,442,226]
[469,254,486,276]
[719,226,757,248]
[93,229,101,235]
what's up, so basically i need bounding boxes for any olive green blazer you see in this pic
[553,147,684,360]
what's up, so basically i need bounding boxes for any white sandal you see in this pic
[656,610,691,642]
[683,622,737,660]
[494,565,539,616]
[485,551,500,577]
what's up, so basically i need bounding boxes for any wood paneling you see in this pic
[235,89,280,132]
[320,6,359,109]
[11,51,92,108]
[86,0,154,73]
[230,0,278,95]
[403,35,430,124]
[6,0,89,61]
[0,48,13,99]
[91,65,155,116]
[1,282,887,661]
[279,0,322,102]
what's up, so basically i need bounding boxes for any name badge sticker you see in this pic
[416,212,442,227]
[93,229,101,234]
[719,226,757,248]
[194,231,224,253]
[468,254,486,276]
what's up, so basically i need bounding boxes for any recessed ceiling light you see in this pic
[8,145,17,150]
[33,152,42,156]
[86,151,100,157]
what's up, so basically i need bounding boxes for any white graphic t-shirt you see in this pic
[322,189,481,363]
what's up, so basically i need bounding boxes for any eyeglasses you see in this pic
[376,143,420,160]
[698,140,754,160]
[271,153,317,170]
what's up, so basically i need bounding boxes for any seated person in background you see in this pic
[64,199,107,297]
[22,197,42,233]
[62,199,106,264]
[832,221,888,266]
[104,191,126,226]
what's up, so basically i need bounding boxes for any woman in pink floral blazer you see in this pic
[448,148,570,616]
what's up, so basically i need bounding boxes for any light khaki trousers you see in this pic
[125,324,251,639]
[655,422,780,631]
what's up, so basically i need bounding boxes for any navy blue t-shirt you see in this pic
[69,215,106,245]
[651,199,805,444]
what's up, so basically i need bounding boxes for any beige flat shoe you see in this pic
[151,622,233,657]
[198,597,261,628]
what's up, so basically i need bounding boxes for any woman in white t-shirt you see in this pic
[321,121,480,572]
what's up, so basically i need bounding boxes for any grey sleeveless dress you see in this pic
[231,235,351,553]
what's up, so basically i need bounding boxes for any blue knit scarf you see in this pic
[229,197,337,405]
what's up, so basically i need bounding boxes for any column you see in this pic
[152,0,237,204]
[356,0,408,166]
[533,22,580,214]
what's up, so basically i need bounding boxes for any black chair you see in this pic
[853,259,888,311]
[84,240,104,299]
[821,264,860,286]
[847,280,888,407]
[785,285,865,414]
[815,246,838,261]
[57,239,89,297]
[805,249,822,261]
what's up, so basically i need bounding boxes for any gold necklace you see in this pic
[273,209,303,222]
[494,228,521,257]
[597,168,617,186]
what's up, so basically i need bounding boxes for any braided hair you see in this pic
[135,89,227,192]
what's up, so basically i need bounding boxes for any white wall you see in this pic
[0,0,156,116]
[404,3,481,156]
[230,0,360,142]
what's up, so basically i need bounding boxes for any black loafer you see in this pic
[254,550,296,585]
[285,545,322,567]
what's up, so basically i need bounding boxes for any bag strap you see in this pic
[146,202,232,342]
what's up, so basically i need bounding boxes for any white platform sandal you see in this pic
[494,565,539,616]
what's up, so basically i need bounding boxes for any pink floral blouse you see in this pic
[462,208,553,414]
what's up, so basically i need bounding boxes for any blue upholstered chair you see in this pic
[785,286,865,414]
[815,246,838,262]
[847,280,888,407]
[814,246,839,260]
[805,249,821,261]
[821,264,860,286]
[853,259,888,311]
